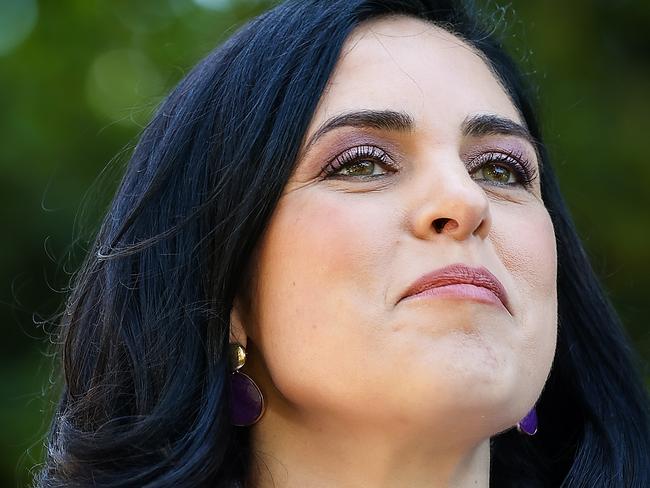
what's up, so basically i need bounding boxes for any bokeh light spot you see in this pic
[0,0,38,56]
[85,49,164,127]
[192,0,233,11]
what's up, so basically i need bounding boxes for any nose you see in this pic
[409,157,491,241]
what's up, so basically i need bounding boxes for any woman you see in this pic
[37,0,650,487]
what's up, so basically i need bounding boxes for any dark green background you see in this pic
[1,0,648,486]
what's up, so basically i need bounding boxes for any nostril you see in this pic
[433,218,458,233]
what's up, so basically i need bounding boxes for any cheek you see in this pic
[491,202,558,395]
[249,189,397,403]
[256,190,394,310]
[493,205,557,299]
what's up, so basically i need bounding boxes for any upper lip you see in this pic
[399,264,510,311]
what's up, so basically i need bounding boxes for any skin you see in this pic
[231,15,558,488]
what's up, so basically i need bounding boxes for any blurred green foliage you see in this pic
[0,0,648,485]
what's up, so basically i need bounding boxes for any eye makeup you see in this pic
[321,144,399,178]
[462,137,540,189]
[466,148,538,187]
[300,129,405,179]
[301,125,540,191]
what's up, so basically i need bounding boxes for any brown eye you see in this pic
[323,144,397,178]
[468,150,537,188]
[479,163,515,184]
[336,160,384,176]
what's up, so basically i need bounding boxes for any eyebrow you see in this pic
[461,113,537,147]
[304,109,537,152]
[304,110,414,151]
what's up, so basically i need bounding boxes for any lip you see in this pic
[399,264,510,312]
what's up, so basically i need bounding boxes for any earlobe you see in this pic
[229,297,248,347]
[228,298,265,427]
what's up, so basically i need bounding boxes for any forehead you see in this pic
[309,16,522,137]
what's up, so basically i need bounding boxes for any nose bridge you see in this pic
[409,149,491,240]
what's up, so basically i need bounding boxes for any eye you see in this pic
[336,159,386,177]
[323,145,397,178]
[477,162,516,184]
[468,150,536,187]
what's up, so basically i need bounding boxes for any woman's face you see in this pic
[236,16,557,439]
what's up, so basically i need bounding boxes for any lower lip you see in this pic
[405,283,504,308]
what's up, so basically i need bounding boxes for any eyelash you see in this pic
[322,145,397,177]
[466,149,538,187]
[322,145,538,187]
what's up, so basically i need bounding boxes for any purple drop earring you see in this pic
[516,407,538,436]
[228,343,265,427]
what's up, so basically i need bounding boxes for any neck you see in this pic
[247,408,491,488]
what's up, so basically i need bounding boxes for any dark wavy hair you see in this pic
[36,0,650,486]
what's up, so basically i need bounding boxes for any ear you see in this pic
[229,297,248,348]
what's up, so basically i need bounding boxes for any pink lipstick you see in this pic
[399,264,510,311]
